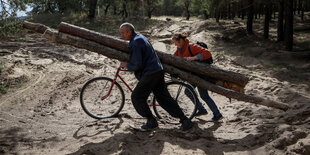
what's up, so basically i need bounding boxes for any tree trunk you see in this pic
[264,3,271,39]
[57,22,250,87]
[113,5,117,15]
[42,28,289,111]
[216,8,220,22]
[88,0,98,18]
[277,0,284,41]
[104,3,111,15]
[247,0,254,34]
[232,2,236,19]
[285,0,294,51]
[298,0,301,14]
[184,0,190,20]
[228,2,231,19]
[146,0,154,19]
[242,0,246,20]
[203,10,208,19]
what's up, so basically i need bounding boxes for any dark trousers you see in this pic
[131,70,186,120]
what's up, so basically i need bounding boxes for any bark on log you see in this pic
[42,28,289,111]
[23,21,49,34]
[58,22,249,87]
[163,65,289,111]
[44,29,129,62]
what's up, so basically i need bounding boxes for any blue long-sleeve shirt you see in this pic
[126,32,163,80]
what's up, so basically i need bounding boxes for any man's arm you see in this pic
[126,39,144,71]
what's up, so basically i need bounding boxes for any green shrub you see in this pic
[0,81,8,94]
[0,17,23,37]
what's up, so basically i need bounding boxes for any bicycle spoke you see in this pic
[80,77,125,119]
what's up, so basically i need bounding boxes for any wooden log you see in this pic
[42,28,289,111]
[22,21,49,34]
[163,65,289,111]
[44,29,129,62]
[58,22,249,87]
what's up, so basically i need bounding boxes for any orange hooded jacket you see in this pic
[173,39,212,61]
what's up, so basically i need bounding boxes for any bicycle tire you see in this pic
[153,81,198,124]
[80,77,125,119]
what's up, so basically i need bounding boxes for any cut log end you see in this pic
[43,29,58,42]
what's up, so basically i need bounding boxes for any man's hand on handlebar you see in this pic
[120,61,127,69]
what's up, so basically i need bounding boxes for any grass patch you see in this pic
[0,81,8,94]
[0,61,8,94]
[29,13,163,36]
[0,61,3,73]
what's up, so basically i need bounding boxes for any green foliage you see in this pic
[0,17,23,37]
[30,13,161,36]
[28,0,88,14]
[0,0,28,37]
[0,81,8,94]
[0,62,7,94]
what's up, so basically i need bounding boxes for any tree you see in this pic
[1,0,28,18]
[145,0,158,18]
[277,0,284,41]
[0,0,28,37]
[285,0,294,51]
[247,0,254,34]
[264,1,271,39]
[88,0,97,18]
[184,0,190,20]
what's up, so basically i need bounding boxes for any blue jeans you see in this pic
[185,86,221,117]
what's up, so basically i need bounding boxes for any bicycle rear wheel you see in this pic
[153,81,198,124]
[80,77,125,119]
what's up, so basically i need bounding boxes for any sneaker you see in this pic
[211,114,223,122]
[180,118,194,131]
[195,110,208,116]
[141,117,158,130]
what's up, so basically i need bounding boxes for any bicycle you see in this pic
[79,65,198,124]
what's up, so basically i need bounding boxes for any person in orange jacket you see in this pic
[171,33,223,121]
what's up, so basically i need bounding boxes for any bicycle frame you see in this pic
[102,66,162,107]
[80,65,198,121]
[102,67,132,100]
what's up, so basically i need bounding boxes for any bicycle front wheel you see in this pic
[80,77,125,119]
[153,81,198,124]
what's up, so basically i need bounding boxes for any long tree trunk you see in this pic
[57,22,250,87]
[247,0,254,34]
[264,3,271,39]
[42,28,289,111]
[277,0,284,41]
[88,0,98,18]
[285,0,294,51]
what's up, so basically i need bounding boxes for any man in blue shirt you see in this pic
[119,22,193,131]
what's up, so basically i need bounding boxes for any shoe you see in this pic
[195,110,208,116]
[141,117,158,130]
[211,114,223,122]
[180,118,194,131]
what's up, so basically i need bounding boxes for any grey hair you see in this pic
[120,22,135,33]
